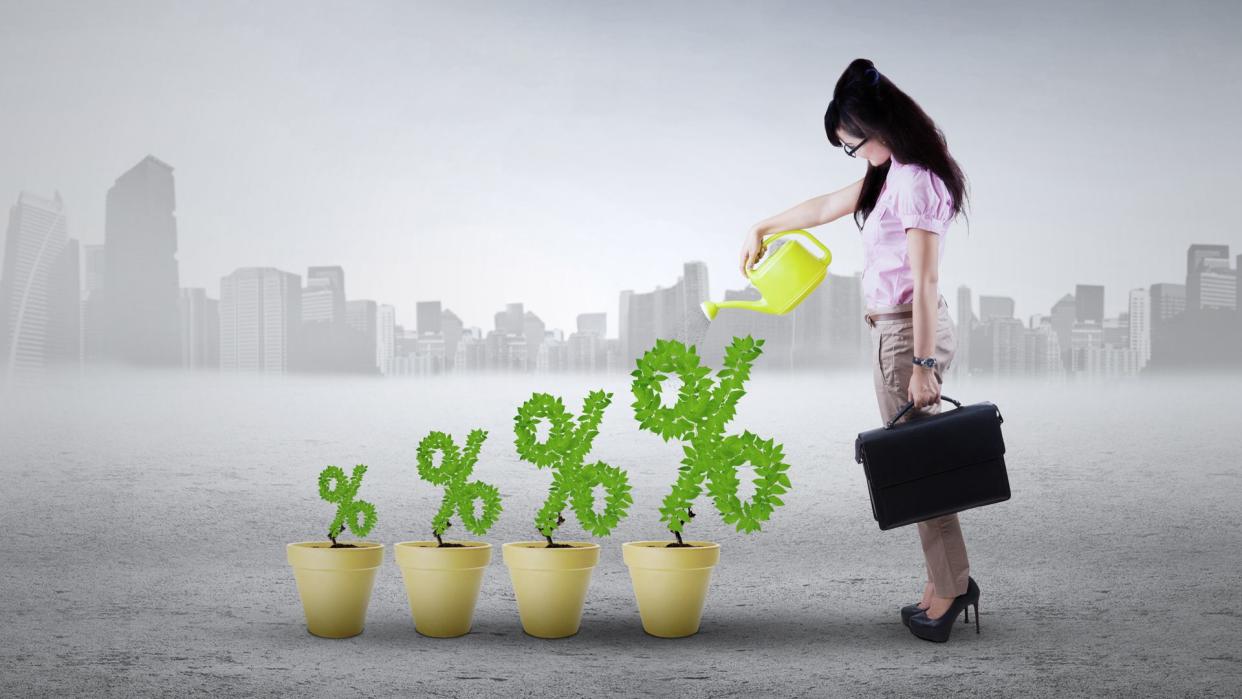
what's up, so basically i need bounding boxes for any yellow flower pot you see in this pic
[394,541,491,637]
[502,541,600,638]
[622,541,721,638]
[286,541,384,638]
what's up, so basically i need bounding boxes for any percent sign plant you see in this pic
[415,429,503,546]
[630,336,792,546]
[513,390,633,547]
[318,464,379,548]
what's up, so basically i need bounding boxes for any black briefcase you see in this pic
[854,395,1010,530]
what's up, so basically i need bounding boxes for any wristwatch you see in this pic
[912,356,937,369]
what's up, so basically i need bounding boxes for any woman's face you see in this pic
[836,128,891,168]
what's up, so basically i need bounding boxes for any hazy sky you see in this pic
[3,0,1240,334]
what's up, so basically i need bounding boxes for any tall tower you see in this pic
[1074,284,1105,325]
[1185,244,1229,312]
[1128,288,1150,368]
[99,155,181,366]
[377,304,395,375]
[303,266,345,324]
[417,301,443,336]
[219,267,301,373]
[955,285,973,375]
[179,288,219,370]
[0,192,80,386]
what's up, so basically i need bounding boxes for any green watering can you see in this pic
[701,229,832,320]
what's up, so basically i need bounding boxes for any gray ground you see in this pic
[1,369,1239,697]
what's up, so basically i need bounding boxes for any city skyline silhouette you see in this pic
[3,152,1239,387]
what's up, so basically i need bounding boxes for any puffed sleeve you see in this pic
[895,167,955,235]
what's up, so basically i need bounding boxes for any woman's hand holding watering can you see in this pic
[739,226,769,279]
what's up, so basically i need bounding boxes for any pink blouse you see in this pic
[859,154,956,309]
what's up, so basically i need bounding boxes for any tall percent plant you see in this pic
[318,464,378,548]
[415,429,503,547]
[513,390,633,547]
[630,336,792,546]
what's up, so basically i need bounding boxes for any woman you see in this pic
[738,58,978,643]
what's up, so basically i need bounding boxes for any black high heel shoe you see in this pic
[901,598,976,627]
[907,577,980,642]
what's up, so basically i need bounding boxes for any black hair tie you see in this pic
[865,67,881,86]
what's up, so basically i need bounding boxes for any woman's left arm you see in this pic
[906,228,942,408]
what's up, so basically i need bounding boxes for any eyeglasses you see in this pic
[842,137,869,158]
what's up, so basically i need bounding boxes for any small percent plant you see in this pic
[415,428,503,547]
[513,390,633,548]
[318,464,378,548]
[630,335,792,546]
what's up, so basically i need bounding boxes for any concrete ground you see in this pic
[1,370,1239,697]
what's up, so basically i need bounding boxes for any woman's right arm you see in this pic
[738,177,863,278]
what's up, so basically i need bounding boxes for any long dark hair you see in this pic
[825,58,968,231]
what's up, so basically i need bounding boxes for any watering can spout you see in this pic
[701,298,770,321]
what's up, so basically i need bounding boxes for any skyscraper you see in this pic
[1023,317,1062,378]
[377,304,395,375]
[1,191,80,386]
[1074,284,1105,325]
[1237,255,1242,317]
[441,308,463,370]
[955,285,974,375]
[495,302,524,337]
[347,300,379,372]
[989,317,1026,376]
[219,267,301,373]
[303,266,345,324]
[1196,258,1236,311]
[417,301,443,336]
[179,288,219,369]
[1050,293,1076,371]
[523,310,546,372]
[98,155,181,366]
[1128,288,1150,368]
[1148,283,1185,322]
[979,295,1015,323]
[1186,244,1229,311]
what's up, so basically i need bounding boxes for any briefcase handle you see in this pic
[885,395,963,430]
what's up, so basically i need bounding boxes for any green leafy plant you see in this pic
[513,390,633,547]
[630,336,792,546]
[318,464,378,548]
[415,428,503,547]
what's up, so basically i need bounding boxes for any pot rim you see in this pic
[502,540,600,550]
[286,541,385,571]
[622,540,720,549]
[394,540,492,549]
[287,541,384,550]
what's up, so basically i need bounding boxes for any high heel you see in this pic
[908,577,980,643]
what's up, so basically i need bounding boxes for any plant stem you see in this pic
[666,507,697,548]
[434,529,464,548]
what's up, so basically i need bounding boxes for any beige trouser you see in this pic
[865,294,970,598]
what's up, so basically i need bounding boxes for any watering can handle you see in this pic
[761,229,831,260]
